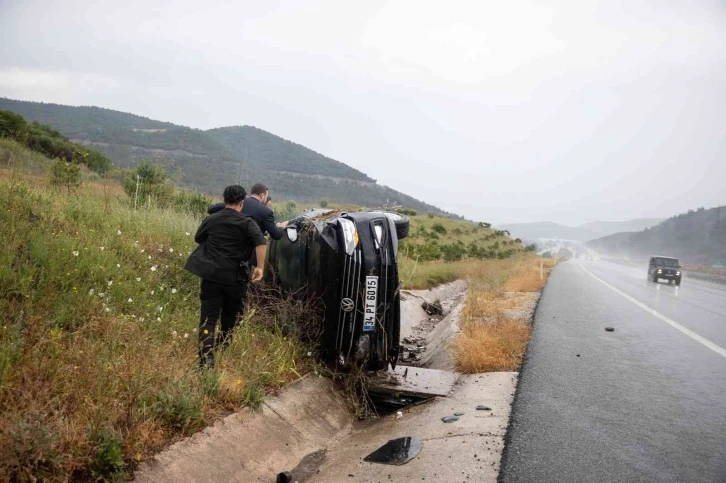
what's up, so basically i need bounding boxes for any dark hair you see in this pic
[223,185,246,205]
[251,183,268,196]
[266,196,272,203]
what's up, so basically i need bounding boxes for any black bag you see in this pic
[237,260,251,284]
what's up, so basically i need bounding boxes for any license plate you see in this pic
[363,276,378,331]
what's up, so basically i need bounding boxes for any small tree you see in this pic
[319,199,329,208]
[49,159,81,192]
[0,110,28,140]
[122,160,173,209]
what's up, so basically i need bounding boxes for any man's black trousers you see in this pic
[199,279,248,363]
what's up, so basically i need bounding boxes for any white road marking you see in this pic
[580,264,726,359]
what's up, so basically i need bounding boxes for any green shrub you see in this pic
[122,160,174,209]
[431,223,447,235]
[416,241,442,261]
[172,190,211,217]
[49,159,81,191]
[319,199,329,208]
[396,207,417,216]
[90,428,127,481]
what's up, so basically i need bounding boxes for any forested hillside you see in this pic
[587,206,726,264]
[0,98,451,215]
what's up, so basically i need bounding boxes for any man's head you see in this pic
[223,185,246,211]
[250,183,269,204]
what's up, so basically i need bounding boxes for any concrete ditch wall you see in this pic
[134,375,352,482]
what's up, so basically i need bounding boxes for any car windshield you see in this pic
[654,258,679,267]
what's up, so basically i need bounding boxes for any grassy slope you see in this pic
[0,138,553,480]
[0,140,309,481]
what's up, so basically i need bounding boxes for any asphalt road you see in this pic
[500,259,726,483]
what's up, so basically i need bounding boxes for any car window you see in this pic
[654,258,679,267]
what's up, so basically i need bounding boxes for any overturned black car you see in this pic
[264,209,409,372]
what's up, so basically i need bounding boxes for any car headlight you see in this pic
[339,218,359,255]
[657,269,662,273]
[676,271,681,275]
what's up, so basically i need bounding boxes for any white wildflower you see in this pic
[150,290,155,295]
[139,317,145,322]
[117,229,122,235]
[98,292,105,297]
[140,249,145,253]
[171,288,177,294]
[307,352,312,357]
[100,246,104,251]
[151,265,157,272]
[128,298,133,303]
[158,306,164,312]
[131,314,136,318]
[107,280,113,287]
[136,277,141,282]
[147,255,151,260]
[169,248,174,253]
[116,263,121,268]
[72,251,79,257]
[183,333,188,339]
[89,288,95,296]
[171,330,177,337]
[185,232,190,236]
[192,328,197,333]
[156,317,161,322]
[105,307,110,312]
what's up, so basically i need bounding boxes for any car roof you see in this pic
[651,256,679,260]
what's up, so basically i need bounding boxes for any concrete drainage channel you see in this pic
[135,281,521,482]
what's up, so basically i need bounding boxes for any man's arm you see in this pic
[263,211,285,240]
[194,217,210,243]
[251,244,267,282]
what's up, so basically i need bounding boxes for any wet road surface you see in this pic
[501,260,726,483]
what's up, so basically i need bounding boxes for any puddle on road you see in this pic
[364,437,423,465]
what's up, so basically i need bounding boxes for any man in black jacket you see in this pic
[185,185,267,368]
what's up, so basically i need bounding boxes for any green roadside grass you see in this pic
[0,157,311,481]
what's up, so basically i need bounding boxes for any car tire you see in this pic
[380,212,410,240]
[675,279,681,286]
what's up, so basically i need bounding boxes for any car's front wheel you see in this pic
[377,212,410,240]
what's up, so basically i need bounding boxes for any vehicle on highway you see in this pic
[264,208,409,371]
[647,256,682,285]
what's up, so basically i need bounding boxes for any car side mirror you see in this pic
[286,227,298,242]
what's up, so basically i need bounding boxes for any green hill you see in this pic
[0,97,454,216]
[587,206,726,264]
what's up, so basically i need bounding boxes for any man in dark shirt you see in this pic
[243,183,288,266]
[185,185,267,368]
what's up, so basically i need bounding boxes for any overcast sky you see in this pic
[1,0,725,225]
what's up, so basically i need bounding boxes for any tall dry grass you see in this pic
[452,255,554,373]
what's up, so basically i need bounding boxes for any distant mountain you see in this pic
[587,206,726,264]
[497,218,664,242]
[0,97,455,216]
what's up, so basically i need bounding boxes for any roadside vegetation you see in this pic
[452,256,556,372]
[0,140,312,481]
